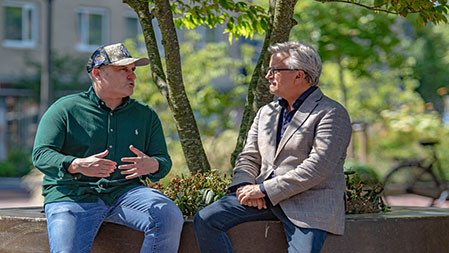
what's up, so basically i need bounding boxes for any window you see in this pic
[123,12,144,49]
[76,7,108,52]
[2,1,38,48]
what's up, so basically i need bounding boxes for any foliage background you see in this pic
[2,0,449,191]
[290,0,449,180]
[127,32,255,181]
[125,0,449,185]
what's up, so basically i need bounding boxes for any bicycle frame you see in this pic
[424,143,445,183]
[383,140,448,206]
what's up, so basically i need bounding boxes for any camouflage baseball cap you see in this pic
[86,43,149,73]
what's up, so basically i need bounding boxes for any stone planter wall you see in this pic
[1,207,449,253]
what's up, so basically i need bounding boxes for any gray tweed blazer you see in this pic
[230,88,352,235]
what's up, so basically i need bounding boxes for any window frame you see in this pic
[123,11,145,50]
[75,6,108,52]
[2,0,38,49]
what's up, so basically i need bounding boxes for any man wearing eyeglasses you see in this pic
[194,42,352,253]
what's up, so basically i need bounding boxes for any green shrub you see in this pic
[0,148,32,177]
[0,160,16,177]
[145,170,231,218]
[344,161,380,185]
[146,170,387,218]
[345,171,388,214]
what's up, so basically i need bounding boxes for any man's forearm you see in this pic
[32,146,77,178]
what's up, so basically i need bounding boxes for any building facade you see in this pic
[0,0,248,162]
[1,0,148,80]
[0,0,149,160]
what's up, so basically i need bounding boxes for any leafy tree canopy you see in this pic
[293,0,405,77]
[318,0,448,25]
[408,22,449,112]
[147,0,269,43]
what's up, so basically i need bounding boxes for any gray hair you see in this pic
[268,42,322,86]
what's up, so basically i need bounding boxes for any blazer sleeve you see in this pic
[229,108,263,187]
[264,105,352,206]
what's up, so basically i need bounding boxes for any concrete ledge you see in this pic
[1,207,449,252]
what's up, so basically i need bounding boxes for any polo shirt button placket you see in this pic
[108,111,115,156]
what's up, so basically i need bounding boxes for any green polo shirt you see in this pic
[32,86,172,206]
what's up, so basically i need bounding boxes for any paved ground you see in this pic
[384,194,449,208]
[0,175,44,208]
[0,189,40,208]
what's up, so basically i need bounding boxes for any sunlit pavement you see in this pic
[0,189,42,208]
[383,194,449,208]
[0,175,44,208]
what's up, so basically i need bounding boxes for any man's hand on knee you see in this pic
[236,184,267,209]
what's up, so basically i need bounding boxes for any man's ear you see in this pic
[296,70,306,79]
[91,68,102,79]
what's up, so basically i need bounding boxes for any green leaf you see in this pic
[374,0,385,8]
[205,189,216,204]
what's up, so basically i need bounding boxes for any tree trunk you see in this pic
[125,0,168,97]
[230,25,272,166]
[125,0,211,173]
[231,0,299,166]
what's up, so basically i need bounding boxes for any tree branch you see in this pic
[319,0,403,15]
[125,0,169,98]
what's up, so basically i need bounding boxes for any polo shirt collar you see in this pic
[87,86,131,110]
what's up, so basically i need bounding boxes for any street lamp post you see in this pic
[39,0,52,119]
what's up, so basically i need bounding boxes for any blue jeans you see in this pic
[44,186,184,253]
[194,193,327,253]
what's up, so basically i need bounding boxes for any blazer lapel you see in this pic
[266,103,282,162]
[274,88,323,159]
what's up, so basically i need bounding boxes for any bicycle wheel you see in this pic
[383,164,441,205]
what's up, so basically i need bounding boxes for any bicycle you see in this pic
[382,140,449,206]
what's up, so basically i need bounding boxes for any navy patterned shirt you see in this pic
[260,86,318,195]
[276,86,318,148]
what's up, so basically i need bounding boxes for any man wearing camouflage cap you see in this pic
[33,43,183,253]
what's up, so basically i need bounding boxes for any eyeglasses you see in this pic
[267,67,301,76]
